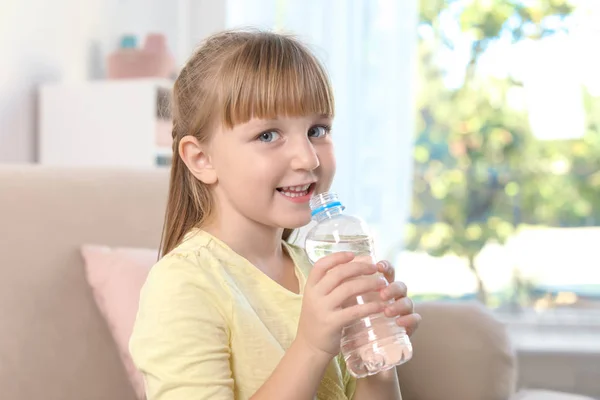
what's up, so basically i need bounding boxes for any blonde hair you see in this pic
[160,29,335,256]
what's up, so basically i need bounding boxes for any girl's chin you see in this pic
[279,215,312,231]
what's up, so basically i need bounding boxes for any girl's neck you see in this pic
[203,212,286,267]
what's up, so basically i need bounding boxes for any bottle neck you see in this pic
[312,205,344,222]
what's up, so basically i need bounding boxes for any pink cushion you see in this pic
[81,245,157,400]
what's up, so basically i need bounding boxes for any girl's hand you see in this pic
[295,252,388,360]
[377,260,422,337]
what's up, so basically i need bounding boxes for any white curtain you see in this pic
[226,0,418,259]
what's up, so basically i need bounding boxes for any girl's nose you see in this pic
[291,137,320,171]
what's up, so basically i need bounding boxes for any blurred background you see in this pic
[2,0,599,397]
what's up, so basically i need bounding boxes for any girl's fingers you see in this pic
[377,260,395,283]
[317,261,377,295]
[383,296,414,318]
[307,252,355,285]
[380,281,408,301]
[395,313,422,337]
[328,274,387,308]
[336,300,386,327]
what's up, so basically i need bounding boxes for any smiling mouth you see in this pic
[276,183,315,198]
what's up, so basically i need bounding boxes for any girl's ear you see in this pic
[178,135,217,185]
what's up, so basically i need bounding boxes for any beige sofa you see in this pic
[0,165,593,400]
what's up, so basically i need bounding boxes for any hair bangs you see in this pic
[218,34,335,128]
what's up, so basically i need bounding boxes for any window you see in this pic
[404,0,600,347]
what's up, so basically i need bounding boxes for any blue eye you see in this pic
[258,131,281,142]
[308,125,330,138]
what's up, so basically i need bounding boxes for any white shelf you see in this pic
[38,78,174,168]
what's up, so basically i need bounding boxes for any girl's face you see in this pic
[207,114,336,230]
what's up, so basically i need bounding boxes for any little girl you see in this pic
[130,29,421,400]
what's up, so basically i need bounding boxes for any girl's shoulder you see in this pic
[143,229,234,301]
[155,230,221,271]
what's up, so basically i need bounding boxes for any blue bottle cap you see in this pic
[310,192,345,216]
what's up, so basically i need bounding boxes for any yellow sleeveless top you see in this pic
[130,229,356,400]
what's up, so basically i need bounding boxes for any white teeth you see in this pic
[277,183,313,198]
[280,184,311,192]
[280,190,307,198]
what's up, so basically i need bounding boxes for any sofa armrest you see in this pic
[512,389,596,400]
[397,301,517,400]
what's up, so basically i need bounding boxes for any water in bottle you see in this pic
[304,192,413,378]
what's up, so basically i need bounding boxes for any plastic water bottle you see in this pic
[304,191,413,378]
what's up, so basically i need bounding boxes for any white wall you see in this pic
[1,0,100,162]
[0,0,225,163]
